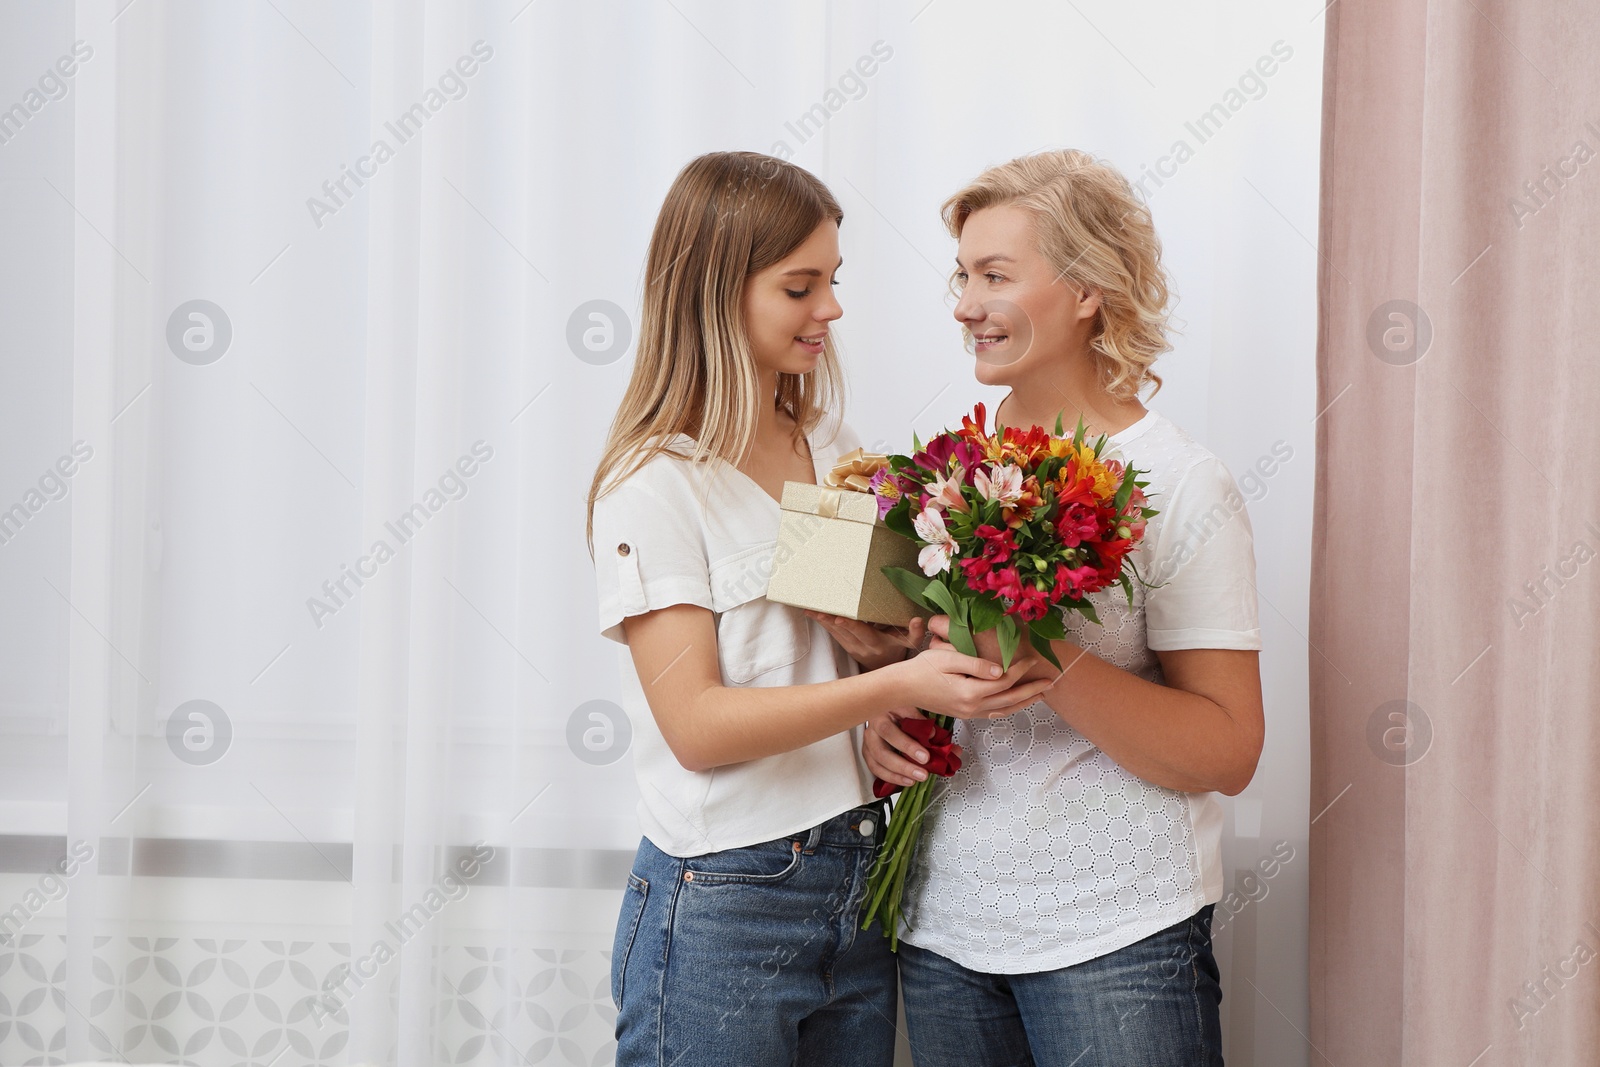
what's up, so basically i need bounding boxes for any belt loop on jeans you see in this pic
[802,823,824,854]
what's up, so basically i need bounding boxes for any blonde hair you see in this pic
[585,151,845,554]
[942,149,1173,402]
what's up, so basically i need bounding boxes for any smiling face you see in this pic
[741,219,843,379]
[952,203,1101,387]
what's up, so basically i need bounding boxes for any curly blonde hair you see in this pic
[942,149,1174,402]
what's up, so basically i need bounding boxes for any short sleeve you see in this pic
[590,460,714,645]
[1143,456,1262,652]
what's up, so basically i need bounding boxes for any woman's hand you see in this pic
[887,644,1055,720]
[927,614,1054,684]
[864,707,964,789]
[805,610,928,672]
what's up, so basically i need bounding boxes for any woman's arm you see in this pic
[624,604,1055,772]
[1029,641,1263,796]
[910,618,1264,795]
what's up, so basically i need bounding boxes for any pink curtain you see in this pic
[1312,0,1600,1061]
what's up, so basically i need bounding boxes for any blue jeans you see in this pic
[611,801,898,1066]
[898,905,1224,1066]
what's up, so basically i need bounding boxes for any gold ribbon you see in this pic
[825,447,889,493]
[815,447,889,519]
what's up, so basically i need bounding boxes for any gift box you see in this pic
[764,449,929,627]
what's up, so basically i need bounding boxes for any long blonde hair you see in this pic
[942,149,1173,401]
[585,151,846,554]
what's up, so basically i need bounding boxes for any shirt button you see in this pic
[617,543,631,556]
[858,818,875,837]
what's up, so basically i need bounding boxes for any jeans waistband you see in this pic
[793,798,890,852]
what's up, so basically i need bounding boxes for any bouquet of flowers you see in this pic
[859,402,1158,947]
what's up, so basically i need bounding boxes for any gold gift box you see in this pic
[764,452,928,628]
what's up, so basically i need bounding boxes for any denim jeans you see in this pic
[898,905,1224,1066]
[611,800,898,1066]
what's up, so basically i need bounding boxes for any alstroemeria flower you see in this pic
[1056,501,1100,548]
[913,434,986,484]
[871,717,962,798]
[926,468,970,514]
[974,463,1025,506]
[1053,561,1102,600]
[913,506,956,575]
[869,466,901,520]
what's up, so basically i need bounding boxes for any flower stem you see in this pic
[861,712,952,949]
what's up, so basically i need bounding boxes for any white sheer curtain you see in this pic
[0,1,1321,1064]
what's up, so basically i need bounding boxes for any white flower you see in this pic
[974,463,1024,504]
[913,506,955,576]
[926,469,969,513]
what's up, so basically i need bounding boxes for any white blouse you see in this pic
[899,409,1263,972]
[591,413,875,858]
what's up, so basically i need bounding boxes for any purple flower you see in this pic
[912,435,985,485]
[868,466,899,520]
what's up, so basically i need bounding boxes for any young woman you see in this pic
[853,149,1266,1066]
[585,151,1054,1067]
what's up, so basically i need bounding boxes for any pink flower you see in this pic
[926,468,970,514]
[974,463,1025,506]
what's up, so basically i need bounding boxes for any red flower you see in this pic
[1052,561,1102,600]
[1000,423,1050,464]
[1054,457,1099,506]
[975,524,1015,557]
[1055,501,1100,548]
[958,556,992,584]
[958,524,1017,586]
[958,403,989,442]
[1013,584,1052,621]
[871,717,963,798]
[990,566,1025,600]
[1088,538,1132,590]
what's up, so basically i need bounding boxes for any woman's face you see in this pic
[742,220,843,379]
[952,204,1100,387]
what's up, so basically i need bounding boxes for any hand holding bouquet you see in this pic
[860,402,1158,946]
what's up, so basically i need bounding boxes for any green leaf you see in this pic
[1115,475,1134,512]
[946,615,978,657]
[921,579,960,619]
[968,596,1003,633]
[1068,597,1102,626]
[997,614,1020,672]
[883,566,934,609]
[1028,625,1063,671]
[1054,412,1065,436]
[1032,608,1066,640]
[883,504,918,539]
